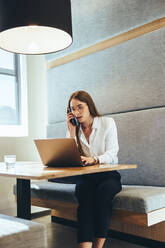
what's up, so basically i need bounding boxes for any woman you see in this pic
[66,90,122,248]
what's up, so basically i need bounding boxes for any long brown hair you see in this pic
[68,90,101,155]
[68,90,100,117]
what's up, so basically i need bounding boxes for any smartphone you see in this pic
[67,107,79,127]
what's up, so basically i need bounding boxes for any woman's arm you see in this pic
[96,118,119,164]
[66,110,77,138]
[79,118,119,166]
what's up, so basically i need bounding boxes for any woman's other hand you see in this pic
[81,156,97,165]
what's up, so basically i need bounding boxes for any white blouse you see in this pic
[66,116,119,165]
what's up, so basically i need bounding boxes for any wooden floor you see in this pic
[34,215,147,248]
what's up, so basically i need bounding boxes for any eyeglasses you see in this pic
[70,104,87,113]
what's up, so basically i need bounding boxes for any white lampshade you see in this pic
[0,0,72,55]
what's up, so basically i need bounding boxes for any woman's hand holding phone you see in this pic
[67,110,77,138]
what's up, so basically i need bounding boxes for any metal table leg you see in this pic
[17,178,31,220]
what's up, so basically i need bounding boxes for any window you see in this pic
[0,49,28,137]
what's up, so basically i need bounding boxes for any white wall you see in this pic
[0,55,47,215]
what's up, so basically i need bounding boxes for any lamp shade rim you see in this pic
[0,26,73,55]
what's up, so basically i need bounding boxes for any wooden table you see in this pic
[0,162,137,220]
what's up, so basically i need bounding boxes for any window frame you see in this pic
[0,54,28,137]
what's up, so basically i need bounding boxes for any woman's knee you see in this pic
[95,179,122,201]
[75,182,95,202]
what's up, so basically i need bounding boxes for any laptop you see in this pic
[34,138,84,167]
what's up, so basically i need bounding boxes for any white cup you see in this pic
[4,155,16,168]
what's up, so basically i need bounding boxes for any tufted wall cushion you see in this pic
[45,0,165,62]
[14,182,165,214]
[47,28,165,124]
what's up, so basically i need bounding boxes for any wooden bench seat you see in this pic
[31,197,165,227]
[14,181,165,227]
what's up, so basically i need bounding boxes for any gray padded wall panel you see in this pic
[113,108,165,187]
[47,29,165,124]
[46,0,165,61]
[47,107,165,187]
[47,122,67,138]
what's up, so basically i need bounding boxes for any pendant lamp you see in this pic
[0,0,72,54]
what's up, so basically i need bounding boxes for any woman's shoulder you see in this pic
[96,116,115,128]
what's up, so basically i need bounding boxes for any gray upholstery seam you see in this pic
[47,105,165,125]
